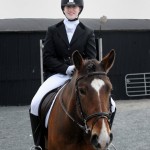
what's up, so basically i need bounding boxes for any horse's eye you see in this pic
[79,88,86,95]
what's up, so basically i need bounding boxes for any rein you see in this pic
[60,96,88,131]
[60,71,112,134]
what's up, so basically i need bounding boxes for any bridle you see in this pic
[60,71,112,134]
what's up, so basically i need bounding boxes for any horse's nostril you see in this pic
[91,134,101,148]
[110,132,113,142]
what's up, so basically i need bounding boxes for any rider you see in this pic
[29,0,116,149]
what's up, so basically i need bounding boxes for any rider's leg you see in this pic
[30,74,71,149]
[29,112,44,150]
[110,97,116,128]
[30,73,71,116]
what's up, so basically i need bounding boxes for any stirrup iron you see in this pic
[30,145,42,150]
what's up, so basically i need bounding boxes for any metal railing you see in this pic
[125,72,150,97]
[40,39,44,84]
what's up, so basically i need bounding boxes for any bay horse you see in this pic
[46,50,115,150]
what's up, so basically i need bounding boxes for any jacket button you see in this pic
[68,48,70,50]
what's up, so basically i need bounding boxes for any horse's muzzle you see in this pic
[91,132,113,150]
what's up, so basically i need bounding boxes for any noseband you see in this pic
[60,72,112,134]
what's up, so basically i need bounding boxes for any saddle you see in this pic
[38,86,62,130]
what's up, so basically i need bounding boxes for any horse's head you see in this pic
[72,50,115,149]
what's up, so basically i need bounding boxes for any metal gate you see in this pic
[40,39,44,84]
[125,73,150,97]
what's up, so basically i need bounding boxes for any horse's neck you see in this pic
[63,79,76,111]
[64,77,76,101]
[61,78,81,127]
[56,79,91,144]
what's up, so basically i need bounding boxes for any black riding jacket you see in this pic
[43,20,97,79]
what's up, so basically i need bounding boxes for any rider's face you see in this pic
[64,5,81,20]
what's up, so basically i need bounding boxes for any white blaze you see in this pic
[69,0,74,2]
[91,79,110,148]
[98,119,110,148]
[91,79,104,96]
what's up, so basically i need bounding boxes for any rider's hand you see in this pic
[66,65,75,76]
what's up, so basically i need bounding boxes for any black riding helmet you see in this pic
[61,0,84,15]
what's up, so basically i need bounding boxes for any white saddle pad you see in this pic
[45,84,66,128]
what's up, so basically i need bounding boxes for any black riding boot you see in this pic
[110,108,116,129]
[29,112,45,150]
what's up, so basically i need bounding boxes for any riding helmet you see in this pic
[61,0,84,14]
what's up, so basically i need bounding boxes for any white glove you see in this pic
[66,65,75,76]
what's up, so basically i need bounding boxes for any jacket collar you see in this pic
[56,21,85,46]
[70,22,84,45]
[57,22,69,46]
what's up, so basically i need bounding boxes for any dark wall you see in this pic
[0,30,150,105]
[96,31,150,100]
[0,32,45,105]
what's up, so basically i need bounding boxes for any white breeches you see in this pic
[111,97,116,113]
[30,73,71,116]
[30,73,116,116]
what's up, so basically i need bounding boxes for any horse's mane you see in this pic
[84,59,98,73]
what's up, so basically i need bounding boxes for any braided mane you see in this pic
[86,60,96,73]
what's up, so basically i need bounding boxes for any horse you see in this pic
[45,49,115,150]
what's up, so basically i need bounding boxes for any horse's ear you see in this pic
[100,49,115,73]
[72,50,84,70]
